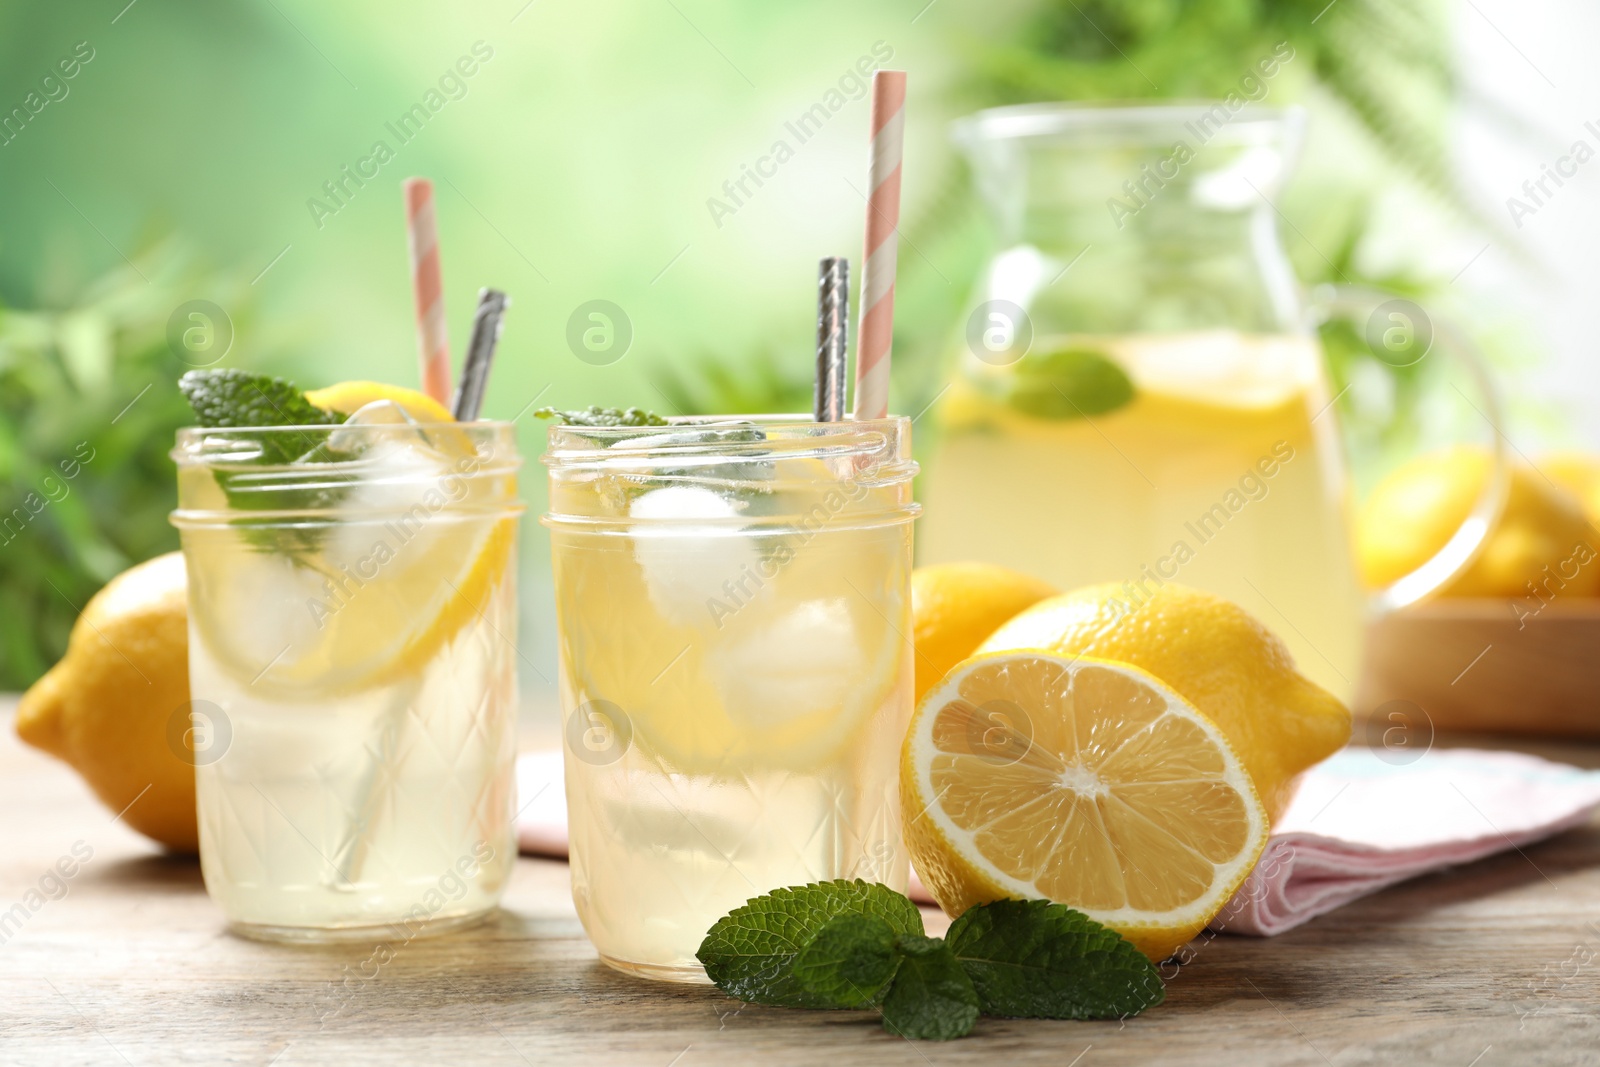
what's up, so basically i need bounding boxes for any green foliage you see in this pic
[653,349,813,418]
[966,0,1462,223]
[0,250,241,687]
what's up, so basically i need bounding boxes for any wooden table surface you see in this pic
[4,699,1600,1067]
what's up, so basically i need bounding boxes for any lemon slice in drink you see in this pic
[305,380,455,422]
[557,491,907,776]
[307,380,478,457]
[186,520,514,699]
[902,651,1269,962]
[184,402,515,700]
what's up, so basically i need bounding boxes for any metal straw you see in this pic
[814,258,849,423]
[452,288,509,421]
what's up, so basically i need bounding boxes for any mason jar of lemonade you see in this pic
[919,103,1366,698]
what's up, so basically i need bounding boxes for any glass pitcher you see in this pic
[918,103,1501,701]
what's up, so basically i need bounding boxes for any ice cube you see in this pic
[195,544,331,668]
[323,400,459,570]
[629,486,760,627]
[709,598,865,728]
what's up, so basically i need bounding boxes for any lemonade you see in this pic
[171,410,523,940]
[919,331,1366,698]
[544,416,918,980]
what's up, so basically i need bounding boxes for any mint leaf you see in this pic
[1001,347,1134,420]
[178,369,349,556]
[179,369,344,458]
[880,935,980,1041]
[534,405,667,427]
[791,913,901,1009]
[946,899,1164,1020]
[697,880,924,1009]
[700,885,1167,1039]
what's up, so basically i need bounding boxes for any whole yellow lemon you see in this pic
[1543,451,1600,530]
[911,562,1057,705]
[16,552,198,851]
[1356,446,1599,598]
[979,582,1350,823]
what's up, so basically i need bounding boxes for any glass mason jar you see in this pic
[170,419,522,942]
[919,103,1368,696]
[543,416,918,982]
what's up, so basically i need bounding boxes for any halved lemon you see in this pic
[902,651,1269,962]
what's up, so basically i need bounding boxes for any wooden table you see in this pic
[4,700,1599,1067]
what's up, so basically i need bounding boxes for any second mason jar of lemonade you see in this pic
[544,415,918,981]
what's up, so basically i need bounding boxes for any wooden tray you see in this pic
[1356,598,1600,739]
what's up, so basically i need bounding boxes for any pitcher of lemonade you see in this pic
[920,103,1498,701]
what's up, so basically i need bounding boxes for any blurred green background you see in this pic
[0,0,1507,703]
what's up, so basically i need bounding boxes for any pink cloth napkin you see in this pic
[515,746,1600,937]
[1215,746,1600,936]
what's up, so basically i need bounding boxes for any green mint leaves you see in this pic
[947,898,1166,1019]
[179,369,344,461]
[697,881,1164,1041]
[996,346,1135,420]
[792,913,902,1008]
[880,935,981,1040]
[533,405,668,427]
[697,880,923,1009]
[178,369,349,556]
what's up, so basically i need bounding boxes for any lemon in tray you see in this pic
[1356,445,1600,599]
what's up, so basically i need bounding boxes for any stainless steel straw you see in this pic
[814,258,849,423]
[452,288,509,421]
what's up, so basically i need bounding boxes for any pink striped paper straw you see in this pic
[404,177,452,405]
[852,70,906,423]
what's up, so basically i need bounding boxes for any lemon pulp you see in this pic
[903,651,1268,962]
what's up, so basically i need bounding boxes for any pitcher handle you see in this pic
[1306,283,1510,613]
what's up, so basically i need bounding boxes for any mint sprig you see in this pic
[533,405,668,427]
[178,369,350,556]
[697,881,1164,1041]
[880,935,981,1040]
[698,880,923,1009]
[947,898,1165,1019]
[792,913,901,1008]
[179,369,344,455]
